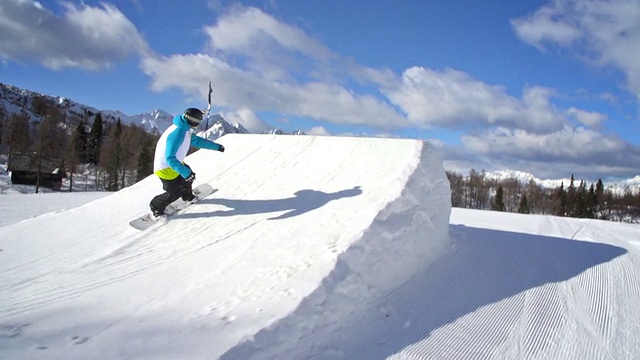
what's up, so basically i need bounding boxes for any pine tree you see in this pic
[573,180,588,218]
[518,194,530,214]
[87,113,103,165]
[136,138,154,181]
[586,183,597,218]
[101,119,123,191]
[72,121,89,163]
[491,186,506,212]
[595,179,604,218]
[567,175,576,216]
[553,182,567,216]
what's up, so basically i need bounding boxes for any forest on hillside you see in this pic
[447,170,640,223]
[0,94,159,192]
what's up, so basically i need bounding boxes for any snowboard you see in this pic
[129,183,216,230]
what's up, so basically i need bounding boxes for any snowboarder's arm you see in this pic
[191,136,224,152]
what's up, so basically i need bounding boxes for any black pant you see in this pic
[150,176,194,214]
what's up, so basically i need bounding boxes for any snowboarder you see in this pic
[149,108,224,217]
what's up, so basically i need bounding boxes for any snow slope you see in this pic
[0,192,108,227]
[2,135,639,360]
[1,134,455,359]
[375,211,640,360]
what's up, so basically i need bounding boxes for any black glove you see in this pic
[184,171,196,183]
[218,145,225,153]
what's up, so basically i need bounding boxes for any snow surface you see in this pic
[1,134,639,360]
[0,192,108,228]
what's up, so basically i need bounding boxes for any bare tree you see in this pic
[3,112,31,167]
[446,171,465,207]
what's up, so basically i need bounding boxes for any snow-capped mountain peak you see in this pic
[484,170,538,184]
[200,114,250,141]
[120,109,175,133]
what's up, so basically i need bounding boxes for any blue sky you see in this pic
[1,0,639,181]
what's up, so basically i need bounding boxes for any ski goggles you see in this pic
[183,114,202,128]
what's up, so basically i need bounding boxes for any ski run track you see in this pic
[1,134,639,360]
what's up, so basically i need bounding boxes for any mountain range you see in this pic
[0,83,250,136]
[484,169,640,196]
[0,82,637,193]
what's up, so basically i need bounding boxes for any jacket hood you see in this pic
[173,114,190,129]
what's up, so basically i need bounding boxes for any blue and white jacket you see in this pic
[153,115,223,180]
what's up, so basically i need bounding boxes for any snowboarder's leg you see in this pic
[181,182,195,202]
[150,177,183,215]
[180,164,195,202]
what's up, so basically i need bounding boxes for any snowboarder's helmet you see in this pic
[183,108,204,127]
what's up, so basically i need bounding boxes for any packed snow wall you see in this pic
[342,141,452,292]
[217,135,452,359]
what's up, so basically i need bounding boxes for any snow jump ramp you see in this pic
[0,134,451,359]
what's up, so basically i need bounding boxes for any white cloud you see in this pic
[219,107,273,133]
[203,6,336,83]
[205,7,333,61]
[141,54,241,100]
[141,9,408,130]
[461,125,637,167]
[139,5,638,180]
[0,0,149,70]
[599,92,619,105]
[143,54,405,128]
[565,107,607,128]
[384,67,565,133]
[511,0,640,101]
[510,5,581,50]
[306,126,331,136]
[139,5,616,148]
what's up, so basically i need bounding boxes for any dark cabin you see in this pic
[8,154,67,190]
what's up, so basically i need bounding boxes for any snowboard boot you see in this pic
[182,192,196,203]
[152,208,165,218]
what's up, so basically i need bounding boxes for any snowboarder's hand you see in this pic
[185,172,196,183]
[218,145,225,153]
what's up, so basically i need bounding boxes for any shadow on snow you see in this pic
[220,224,628,359]
[176,186,362,220]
